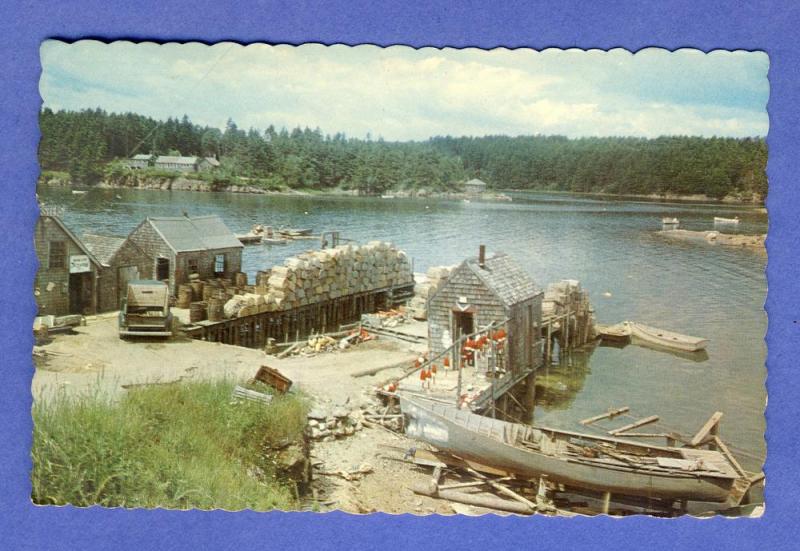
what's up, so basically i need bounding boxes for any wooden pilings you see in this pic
[183,284,412,349]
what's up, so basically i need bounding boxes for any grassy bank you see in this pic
[32,379,308,510]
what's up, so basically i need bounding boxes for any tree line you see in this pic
[39,108,767,199]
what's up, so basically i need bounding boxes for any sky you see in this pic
[39,41,769,141]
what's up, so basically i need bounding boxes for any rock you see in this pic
[322,436,335,442]
[332,406,349,419]
[355,421,363,431]
[344,426,355,436]
[308,408,327,420]
[308,419,319,428]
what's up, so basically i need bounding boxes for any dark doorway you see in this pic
[156,257,170,281]
[452,309,475,340]
[68,272,93,315]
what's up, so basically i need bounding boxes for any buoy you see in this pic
[603,292,612,298]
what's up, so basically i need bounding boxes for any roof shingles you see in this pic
[465,253,540,306]
[147,215,242,252]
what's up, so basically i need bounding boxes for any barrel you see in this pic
[191,280,204,301]
[177,284,193,308]
[189,301,207,323]
[235,272,248,288]
[207,298,225,321]
[202,282,215,301]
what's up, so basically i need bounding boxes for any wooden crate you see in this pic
[253,365,293,394]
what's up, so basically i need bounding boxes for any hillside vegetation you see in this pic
[39,108,767,200]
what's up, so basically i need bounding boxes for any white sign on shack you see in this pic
[69,255,91,274]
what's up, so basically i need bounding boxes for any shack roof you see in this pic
[464,178,488,188]
[464,252,540,306]
[39,215,102,268]
[82,234,125,266]
[131,154,153,161]
[204,157,221,167]
[155,156,199,165]
[147,215,242,253]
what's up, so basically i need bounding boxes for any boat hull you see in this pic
[628,322,708,352]
[400,396,734,503]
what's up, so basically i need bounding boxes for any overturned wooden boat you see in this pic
[628,322,708,352]
[399,395,742,503]
[263,237,288,245]
[714,216,740,225]
[595,322,632,342]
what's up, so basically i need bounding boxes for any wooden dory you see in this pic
[399,396,739,503]
[628,322,709,352]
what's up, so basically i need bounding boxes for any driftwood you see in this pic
[580,407,630,425]
[609,415,660,436]
[690,412,723,447]
[351,358,420,378]
[410,483,533,515]
[276,342,302,358]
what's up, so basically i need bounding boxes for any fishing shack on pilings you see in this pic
[119,214,243,295]
[427,246,544,378]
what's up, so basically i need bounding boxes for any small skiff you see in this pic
[236,233,263,245]
[627,322,709,352]
[595,322,632,342]
[278,227,313,237]
[662,217,679,225]
[714,216,740,225]
[399,395,741,503]
[263,237,288,245]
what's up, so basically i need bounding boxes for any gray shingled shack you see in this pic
[427,248,544,375]
[118,214,243,294]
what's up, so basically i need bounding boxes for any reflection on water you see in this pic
[535,346,595,410]
[38,186,768,471]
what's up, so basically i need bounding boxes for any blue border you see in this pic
[2,1,797,549]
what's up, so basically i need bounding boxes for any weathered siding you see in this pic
[428,265,507,360]
[427,261,543,375]
[126,221,177,291]
[34,217,100,316]
[96,239,155,312]
[174,247,242,285]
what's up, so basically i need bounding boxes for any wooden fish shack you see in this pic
[427,246,544,380]
[119,214,243,295]
[35,208,104,316]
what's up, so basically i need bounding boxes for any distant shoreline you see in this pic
[502,188,765,207]
[38,173,765,207]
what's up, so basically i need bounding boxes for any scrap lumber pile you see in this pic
[407,265,455,320]
[274,328,375,358]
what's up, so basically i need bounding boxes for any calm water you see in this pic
[39,187,768,470]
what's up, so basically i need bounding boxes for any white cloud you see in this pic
[39,42,769,140]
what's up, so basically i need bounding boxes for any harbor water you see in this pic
[38,186,768,470]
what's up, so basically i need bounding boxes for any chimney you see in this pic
[479,245,486,268]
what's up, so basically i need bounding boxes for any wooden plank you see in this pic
[690,412,724,447]
[713,436,747,478]
[231,385,273,405]
[579,406,630,426]
[410,483,533,515]
[465,467,536,511]
[611,432,671,439]
[608,415,659,436]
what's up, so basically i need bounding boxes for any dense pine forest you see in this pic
[39,108,767,200]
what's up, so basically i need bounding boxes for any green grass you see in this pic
[32,379,308,510]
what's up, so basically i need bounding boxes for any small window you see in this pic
[49,241,66,269]
[214,254,225,274]
[187,257,199,274]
